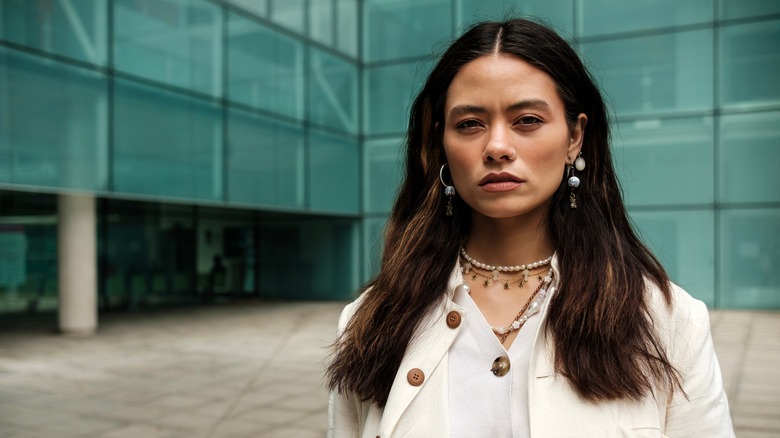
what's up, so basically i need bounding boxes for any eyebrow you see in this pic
[447,99,552,119]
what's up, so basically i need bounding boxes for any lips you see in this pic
[478,172,523,186]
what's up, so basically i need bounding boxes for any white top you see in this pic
[448,280,552,438]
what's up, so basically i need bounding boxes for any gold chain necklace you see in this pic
[464,261,549,289]
[494,269,553,344]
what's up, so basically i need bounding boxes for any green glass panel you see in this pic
[364,138,404,214]
[309,130,359,214]
[113,79,222,201]
[227,109,304,208]
[362,217,387,281]
[720,0,780,20]
[227,0,269,17]
[720,20,780,109]
[631,210,715,307]
[335,0,359,58]
[719,209,780,309]
[309,49,358,133]
[364,0,452,62]
[579,0,712,37]
[457,0,573,36]
[719,111,780,204]
[0,0,107,65]
[270,0,305,34]
[114,0,222,96]
[0,48,107,191]
[0,191,58,315]
[613,116,714,206]
[258,219,359,299]
[581,30,713,116]
[309,0,335,47]
[364,60,433,135]
[228,13,304,119]
[101,200,196,310]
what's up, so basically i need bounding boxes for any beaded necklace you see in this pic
[460,247,552,289]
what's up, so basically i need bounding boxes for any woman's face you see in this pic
[442,54,586,220]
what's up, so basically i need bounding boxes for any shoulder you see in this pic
[644,280,712,360]
[336,288,371,334]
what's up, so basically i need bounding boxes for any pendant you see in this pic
[503,281,510,290]
[519,279,526,288]
[483,279,491,288]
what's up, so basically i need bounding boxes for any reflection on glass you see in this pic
[363,217,387,280]
[227,0,269,18]
[631,210,715,306]
[309,130,359,214]
[613,117,714,206]
[364,60,433,135]
[228,12,304,119]
[719,20,780,108]
[719,111,780,204]
[227,109,304,208]
[719,209,780,308]
[458,0,573,35]
[364,0,451,62]
[0,192,58,315]
[270,0,305,34]
[309,50,358,133]
[0,48,107,191]
[101,201,196,310]
[113,79,222,201]
[581,30,713,116]
[364,138,404,214]
[720,0,780,20]
[258,219,358,299]
[335,0,359,58]
[114,0,222,96]
[0,0,107,65]
[579,0,711,37]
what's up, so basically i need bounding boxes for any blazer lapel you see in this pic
[377,265,467,436]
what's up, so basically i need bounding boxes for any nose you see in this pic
[483,126,516,162]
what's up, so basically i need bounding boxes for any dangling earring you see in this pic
[567,153,585,209]
[440,164,456,217]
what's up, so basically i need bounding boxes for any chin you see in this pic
[468,200,550,221]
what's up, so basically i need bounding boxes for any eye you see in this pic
[455,119,483,130]
[516,116,542,126]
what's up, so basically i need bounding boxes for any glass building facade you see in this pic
[0,0,778,318]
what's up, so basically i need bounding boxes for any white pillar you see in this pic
[58,193,97,336]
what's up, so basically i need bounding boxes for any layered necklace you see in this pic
[459,247,555,344]
[460,247,552,289]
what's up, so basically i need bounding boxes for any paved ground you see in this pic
[0,303,777,437]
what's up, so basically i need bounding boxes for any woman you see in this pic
[327,18,734,437]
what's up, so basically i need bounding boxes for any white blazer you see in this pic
[328,260,735,438]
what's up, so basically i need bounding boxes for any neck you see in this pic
[465,210,553,267]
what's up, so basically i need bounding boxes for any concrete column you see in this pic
[58,193,97,336]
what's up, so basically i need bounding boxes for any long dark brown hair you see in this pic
[327,18,680,408]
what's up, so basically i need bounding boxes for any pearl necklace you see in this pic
[493,269,553,343]
[460,247,552,278]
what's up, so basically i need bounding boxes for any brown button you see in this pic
[491,356,511,377]
[446,311,462,328]
[407,368,425,386]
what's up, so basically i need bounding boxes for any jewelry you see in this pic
[439,164,456,217]
[494,270,554,344]
[460,247,552,285]
[567,153,584,209]
[464,262,549,289]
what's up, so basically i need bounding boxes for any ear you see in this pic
[567,114,588,160]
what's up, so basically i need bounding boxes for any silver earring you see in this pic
[567,154,584,209]
[440,164,455,217]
